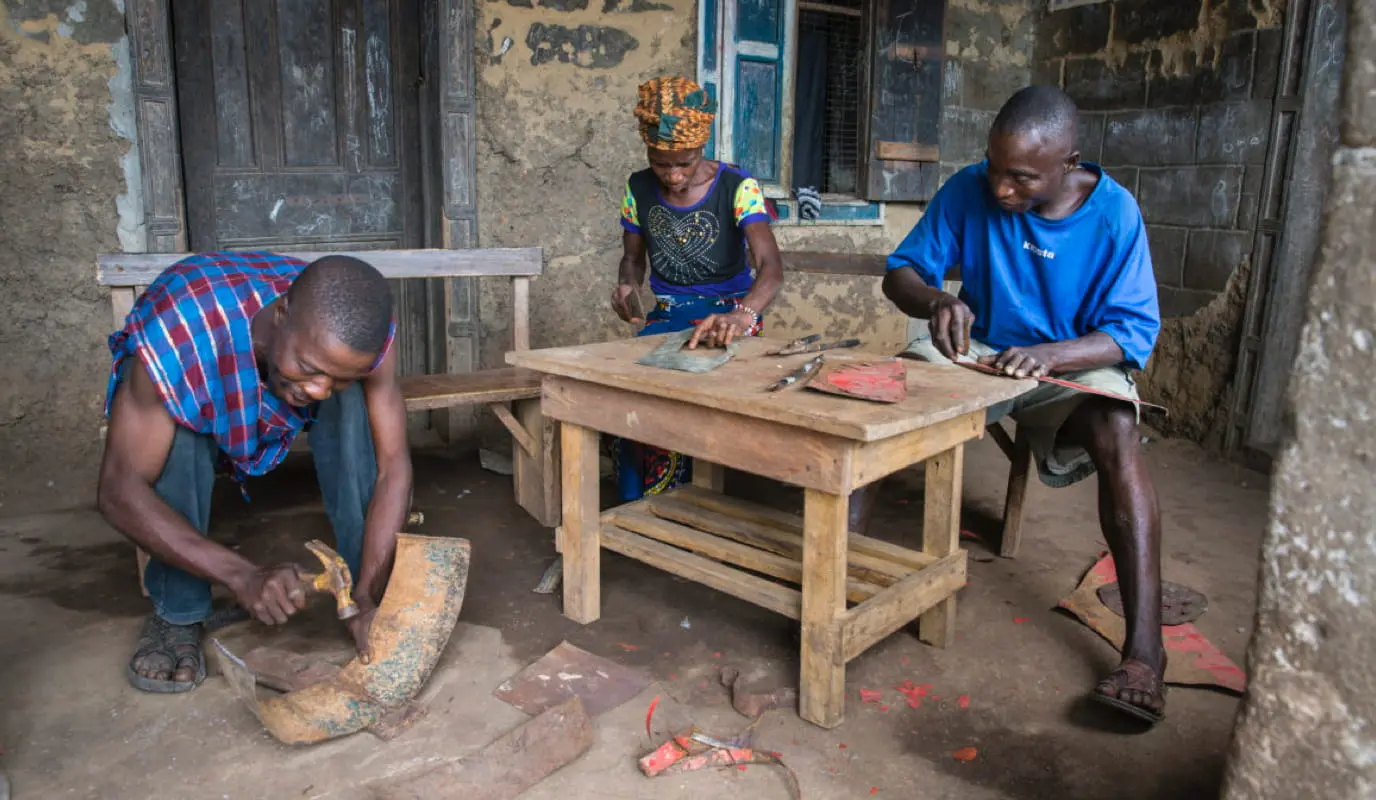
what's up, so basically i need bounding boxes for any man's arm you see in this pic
[883,266,975,359]
[880,172,971,359]
[355,344,412,606]
[978,332,1125,378]
[97,359,305,624]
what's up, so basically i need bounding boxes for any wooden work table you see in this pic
[508,335,1032,728]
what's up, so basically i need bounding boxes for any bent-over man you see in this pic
[97,252,412,693]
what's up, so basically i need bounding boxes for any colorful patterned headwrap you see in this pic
[634,77,717,151]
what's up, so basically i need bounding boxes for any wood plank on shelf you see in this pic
[646,495,912,587]
[606,506,886,604]
[600,525,802,620]
[668,486,939,571]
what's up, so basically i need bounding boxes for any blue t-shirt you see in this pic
[887,161,1161,370]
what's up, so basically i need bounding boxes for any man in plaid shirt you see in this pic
[98,251,411,693]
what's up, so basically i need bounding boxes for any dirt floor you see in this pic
[0,434,1268,799]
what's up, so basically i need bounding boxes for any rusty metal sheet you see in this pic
[494,640,651,717]
[1098,580,1210,626]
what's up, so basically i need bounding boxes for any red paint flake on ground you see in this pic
[895,681,934,708]
[880,705,890,712]
[645,695,661,737]
[870,788,880,795]
[1014,617,1030,624]
[958,695,971,709]
[839,743,849,750]
[668,673,678,680]
[900,657,910,665]
[860,689,884,705]
[738,765,748,772]
[616,642,640,652]
[713,652,723,658]
[953,747,979,762]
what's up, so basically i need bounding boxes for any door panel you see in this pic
[173,0,451,434]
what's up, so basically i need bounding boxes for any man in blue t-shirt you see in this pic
[882,86,1166,725]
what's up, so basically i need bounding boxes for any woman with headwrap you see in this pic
[610,76,785,501]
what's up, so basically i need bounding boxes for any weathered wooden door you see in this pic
[171,0,442,395]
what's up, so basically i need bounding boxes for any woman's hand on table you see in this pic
[686,307,756,349]
[610,284,644,324]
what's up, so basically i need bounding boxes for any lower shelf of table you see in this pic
[598,485,967,663]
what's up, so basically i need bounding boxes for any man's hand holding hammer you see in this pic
[228,564,311,625]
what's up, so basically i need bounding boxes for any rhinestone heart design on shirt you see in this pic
[646,205,722,284]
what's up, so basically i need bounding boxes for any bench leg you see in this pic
[1000,425,1033,559]
[514,398,561,528]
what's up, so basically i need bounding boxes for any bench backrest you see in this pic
[96,247,543,351]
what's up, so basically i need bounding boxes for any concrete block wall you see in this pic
[938,0,1038,181]
[1034,0,1284,319]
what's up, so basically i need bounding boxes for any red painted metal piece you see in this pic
[955,360,1168,414]
[808,359,908,403]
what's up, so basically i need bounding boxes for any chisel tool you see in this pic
[766,354,825,392]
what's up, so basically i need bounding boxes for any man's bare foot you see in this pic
[1093,656,1165,724]
[127,615,205,693]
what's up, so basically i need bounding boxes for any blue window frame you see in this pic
[699,0,947,208]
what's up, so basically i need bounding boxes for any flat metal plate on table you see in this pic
[636,329,737,374]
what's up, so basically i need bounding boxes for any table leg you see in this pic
[919,444,965,648]
[691,460,726,492]
[561,422,601,624]
[800,488,849,728]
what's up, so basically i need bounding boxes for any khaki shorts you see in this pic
[903,335,1141,487]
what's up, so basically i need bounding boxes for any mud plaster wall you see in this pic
[0,1,131,515]
[472,0,1037,368]
[1033,0,1287,444]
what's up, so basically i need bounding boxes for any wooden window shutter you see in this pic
[725,0,791,187]
[860,0,945,202]
[697,0,723,159]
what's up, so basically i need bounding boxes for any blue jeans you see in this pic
[144,384,376,625]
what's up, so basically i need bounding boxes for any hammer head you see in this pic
[304,539,360,620]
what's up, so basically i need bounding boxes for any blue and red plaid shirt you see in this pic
[106,251,395,485]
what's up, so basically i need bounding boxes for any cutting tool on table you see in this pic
[766,334,862,357]
[766,354,825,392]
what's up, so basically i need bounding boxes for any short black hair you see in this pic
[991,85,1079,148]
[288,255,394,354]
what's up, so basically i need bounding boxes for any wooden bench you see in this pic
[98,248,562,592]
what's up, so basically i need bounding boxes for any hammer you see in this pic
[301,539,360,620]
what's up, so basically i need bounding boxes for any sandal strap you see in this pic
[131,615,203,667]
